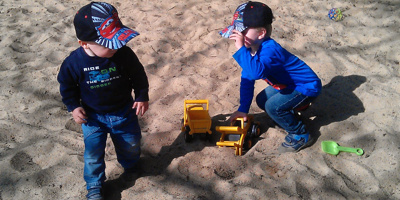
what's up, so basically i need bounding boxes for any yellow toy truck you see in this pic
[216,115,261,156]
[181,100,212,142]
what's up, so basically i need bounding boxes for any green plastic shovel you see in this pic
[321,141,364,156]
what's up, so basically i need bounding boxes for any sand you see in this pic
[0,0,399,199]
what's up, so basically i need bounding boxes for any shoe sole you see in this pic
[278,136,315,153]
[295,136,315,152]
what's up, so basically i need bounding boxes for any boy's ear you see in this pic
[258,25,272,39]
[78,40,89,49]
[258,28,267,39]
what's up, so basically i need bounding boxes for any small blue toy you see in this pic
[328,8,343,21]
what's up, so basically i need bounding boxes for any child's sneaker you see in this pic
[278,133,314,153]
[86,186,103,200]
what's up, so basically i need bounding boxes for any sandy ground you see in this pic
[1,0,400,199]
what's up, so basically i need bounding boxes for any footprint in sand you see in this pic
[10,151,41,173]
[64,118,82,133]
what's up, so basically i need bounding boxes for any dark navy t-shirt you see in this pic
[57,46,149,113]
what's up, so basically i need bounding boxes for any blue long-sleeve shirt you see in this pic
[57,46,149,113]
[233,38,322,113]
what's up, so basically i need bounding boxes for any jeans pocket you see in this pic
[82,122,101,139]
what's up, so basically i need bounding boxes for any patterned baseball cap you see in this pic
[220,1,273,38]
[220,2,247,38]
[74,2,139,50]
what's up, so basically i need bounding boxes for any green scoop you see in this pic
[321,141,364,156]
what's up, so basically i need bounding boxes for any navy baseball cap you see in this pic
[220,1,273,38]
[74,2,139,49]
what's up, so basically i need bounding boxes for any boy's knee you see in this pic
[264,101,275,114]
[255,92,266,110]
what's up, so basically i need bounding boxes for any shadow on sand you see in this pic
[103,74,367,199]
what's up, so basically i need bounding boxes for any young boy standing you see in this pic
[220,1,322,153]
[57,2,149,199]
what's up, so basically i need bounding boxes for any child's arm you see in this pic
[72,107,87,124]
[233,47,267,80]
[129,54,149,103]
[238,77,255,113]
[113,46,149,102]
[229,30,244,50]
[125,49,149,115]
[57,59,82,113]
[228,111,248,123]
[133,101,149,116]
[228,77,255,122]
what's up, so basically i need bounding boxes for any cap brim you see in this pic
[220,2,247,38]
[219,23,246,38]
[95,26,139,49]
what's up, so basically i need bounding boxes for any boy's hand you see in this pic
[228,111,248,123]
[133,101,149,116]
[72,107,87,124]
[229,30,244,50]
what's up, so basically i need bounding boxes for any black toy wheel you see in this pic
[181,118,185,126]
[243,137,253,150]
[183,126,192,142]
[252,123,261,138]
[204,132,212,141]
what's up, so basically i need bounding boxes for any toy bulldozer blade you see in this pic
[216,115,261,156]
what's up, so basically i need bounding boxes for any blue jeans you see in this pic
[81,104,141,190]
[256,86,314,135]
